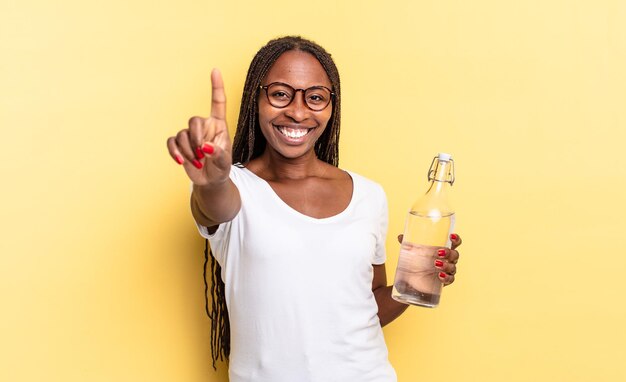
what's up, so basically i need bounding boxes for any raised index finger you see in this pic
[210,68,227,120]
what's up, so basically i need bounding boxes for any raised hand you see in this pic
[167,69,232,186]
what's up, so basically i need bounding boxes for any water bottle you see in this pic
[392,153,456,308]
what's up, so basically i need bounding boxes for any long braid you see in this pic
[204,240,229,369]
[205,36,342,367]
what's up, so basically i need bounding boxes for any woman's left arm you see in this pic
[373,234,462,327]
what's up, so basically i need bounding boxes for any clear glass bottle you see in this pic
[392,153,456,308]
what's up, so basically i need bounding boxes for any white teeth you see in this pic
[278,126,310,139]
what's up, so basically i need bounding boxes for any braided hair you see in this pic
[204,36,342,369]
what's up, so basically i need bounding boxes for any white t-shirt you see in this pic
[196,165,397,382]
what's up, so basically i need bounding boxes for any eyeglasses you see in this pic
[259,82,334,111]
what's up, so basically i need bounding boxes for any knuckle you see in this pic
[448,264,457,275]
[212,93,226,103]
[176,129,189,142]
[188,116,205,126]
[174,136,194,157]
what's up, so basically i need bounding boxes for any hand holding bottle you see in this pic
[397,233,462,286]
[435,233,462,285]
[166,69,233,186]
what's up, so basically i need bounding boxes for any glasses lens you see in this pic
[266,83,294,108]
[304,87,332,111]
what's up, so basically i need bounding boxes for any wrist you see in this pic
[193,176,229,191]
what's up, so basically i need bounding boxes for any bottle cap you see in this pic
[438,152,452,162]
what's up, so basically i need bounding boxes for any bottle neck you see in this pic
[411,158,455,216]
[427,159,453,193]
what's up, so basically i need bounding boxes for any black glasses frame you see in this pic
[259,82,335,111]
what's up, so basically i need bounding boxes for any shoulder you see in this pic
[343,169,386,198]
[341,168,388,216]
[342,169,389,224]
[227,164,264,191]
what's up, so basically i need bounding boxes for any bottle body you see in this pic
[392,212,455,307]
[392,153,455,308]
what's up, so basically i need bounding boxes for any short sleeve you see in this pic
[195,219,229,240]
[372,185,389,265]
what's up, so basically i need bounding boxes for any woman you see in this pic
[166,36,461,382]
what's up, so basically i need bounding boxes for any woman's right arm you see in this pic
[191,180,240,229]
[166,69,241,228]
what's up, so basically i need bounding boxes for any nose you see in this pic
[284,89,309,121]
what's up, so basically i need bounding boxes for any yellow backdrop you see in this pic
[2,0,625,381]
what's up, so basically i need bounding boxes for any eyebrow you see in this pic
[263,81,333,90]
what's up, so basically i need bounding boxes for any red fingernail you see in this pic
[438,249,446,257]
[439,272,447,279]
[435,260,444,267]
[450,233,459,240]
[174,155,184,165]
[192,159,203,169]
[202,143,214,154]
[195,147,205,159]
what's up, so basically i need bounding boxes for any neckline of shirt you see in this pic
[238,165,357,224]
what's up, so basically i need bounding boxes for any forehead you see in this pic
[263,50,331,88]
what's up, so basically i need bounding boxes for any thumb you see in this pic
[203,142,231,172]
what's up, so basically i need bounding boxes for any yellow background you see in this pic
[2,0,625,381]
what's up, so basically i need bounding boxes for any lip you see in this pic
[273,124,316,145]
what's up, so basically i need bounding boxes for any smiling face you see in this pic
[257,50,333,161]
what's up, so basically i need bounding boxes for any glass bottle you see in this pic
[392,153,456,308]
